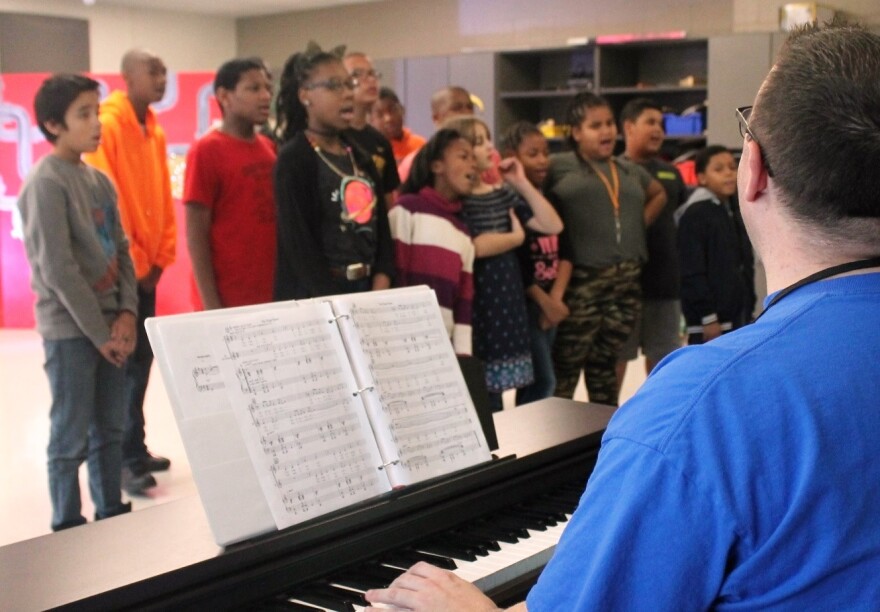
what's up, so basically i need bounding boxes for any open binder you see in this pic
[146,286,492,545]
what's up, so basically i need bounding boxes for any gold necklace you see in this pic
[307,134,360,179]
[307,134,378,224]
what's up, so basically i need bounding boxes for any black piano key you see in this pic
[476,517,531,539]
[441,533,491,556]
[381,549,458,570]
[261,600,326,611]
[413,540,479,562]
[354,562,407,587]
[493,513,547,532]
[308,584,369,608]
[530,498,577,516]
[513,507,559,526]
[451,530,501,552]
[326,574,380,593]
[495,512,549,532]
[461,523,523,544]
[285,589,354,612]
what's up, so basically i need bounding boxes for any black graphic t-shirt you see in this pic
[315,149,380,268]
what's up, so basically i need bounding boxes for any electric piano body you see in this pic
[0,398,614,611]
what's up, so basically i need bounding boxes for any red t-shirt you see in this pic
[184,130,277,308]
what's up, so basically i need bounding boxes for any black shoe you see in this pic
[122,466,157,496]
[143,452,171,472]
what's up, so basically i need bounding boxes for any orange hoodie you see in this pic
[84,90,176,279]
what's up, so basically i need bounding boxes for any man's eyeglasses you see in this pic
[350,69,382,81]
[736,105,774,177]
[303,78,358,93]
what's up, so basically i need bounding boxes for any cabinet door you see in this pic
[372,57,405,101]
[403,56,450,139]
[449,52,496,138]
[707,34,775,148]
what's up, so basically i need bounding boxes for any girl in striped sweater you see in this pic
[389,128,478,355]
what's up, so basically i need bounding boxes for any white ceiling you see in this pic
[86,0,388,18]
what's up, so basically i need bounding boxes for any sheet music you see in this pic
[208,302,389,529]
[331,288,491,486]
[146,313,277,544]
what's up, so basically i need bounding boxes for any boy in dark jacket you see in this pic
[675,145,755,344]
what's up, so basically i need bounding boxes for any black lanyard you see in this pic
[754,256,880,321]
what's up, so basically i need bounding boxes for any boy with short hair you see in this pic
[184,57,277,310]
[371,86,426,165]
[615,97,688,384]
[18,74,138,531]
[675,145,755,344]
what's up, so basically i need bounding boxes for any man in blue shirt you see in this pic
[365,22,880,611]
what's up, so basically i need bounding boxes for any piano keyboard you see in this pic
[264,482,586,612]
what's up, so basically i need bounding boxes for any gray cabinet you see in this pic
[706,33,785,148]
[376,52,496,142]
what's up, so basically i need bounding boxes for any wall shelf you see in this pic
[495,39,709,156]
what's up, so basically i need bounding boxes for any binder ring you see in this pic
[352,385,375,396]
[328,313,351,324]
[377,459,400,471]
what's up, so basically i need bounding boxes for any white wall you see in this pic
[0,0,235,72]
[238,0,880,70]
[1,0,876,75]
[238,0,735,70]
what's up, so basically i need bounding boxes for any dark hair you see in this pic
[619,97,662,127]
[401,128,466,194]
[500,121,543,156]
[214,57,268,94]
[34,74,100,143]
[378,86,401,105]
[751,22,880,223]
[694,145,731,175]
[274,45,344,144]
[564,92,611,148]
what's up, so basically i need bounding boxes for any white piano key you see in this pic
[350,513,572,610]
[452,517,570,592]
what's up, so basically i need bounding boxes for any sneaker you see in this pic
[143,452,171,472]
[122,466,157,496]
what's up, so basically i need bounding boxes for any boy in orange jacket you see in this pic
[84,49,176,496]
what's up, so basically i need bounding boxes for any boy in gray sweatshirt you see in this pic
[17,74,138,531]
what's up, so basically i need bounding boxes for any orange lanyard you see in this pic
[588,159,622,243]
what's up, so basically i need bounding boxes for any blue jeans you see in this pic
[43,337,129,531]
[516,301,558,406]
[122,286,154,468]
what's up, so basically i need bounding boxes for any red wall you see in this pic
[0,71,222,327]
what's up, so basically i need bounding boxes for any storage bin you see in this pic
[664,112,704,135]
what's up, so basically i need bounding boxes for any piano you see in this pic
[0,398,613,611]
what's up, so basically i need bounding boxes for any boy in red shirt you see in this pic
[185,58,277,309]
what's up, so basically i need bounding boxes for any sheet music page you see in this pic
[207,302,390,530]
[145,313,277,545]
[331,287,491,487]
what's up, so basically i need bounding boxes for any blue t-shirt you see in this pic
[527,272,880,610]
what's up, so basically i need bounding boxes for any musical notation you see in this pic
[331,291,491,483]
[208,303,389,529]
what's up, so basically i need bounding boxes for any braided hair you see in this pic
[274,41,346,144]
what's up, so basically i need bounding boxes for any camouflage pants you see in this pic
[553,261,642,406]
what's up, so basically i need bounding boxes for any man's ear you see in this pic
[430,159,444,175]
[741,138,769,203]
